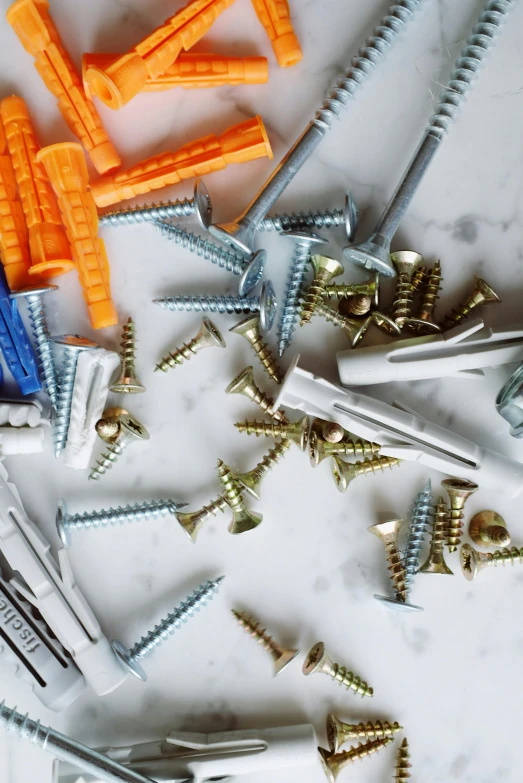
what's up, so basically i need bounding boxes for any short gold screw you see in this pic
[110,317,146,393]
[461,543,523,581]
[309,430,380,467]
[300,254,344,325]
[441,276,500,330]
[235,416,310,451]
[395,738,412,783]
[155,317,225,372]
[332,455,401,492]
[326,714,402,753]
[89,413,150,481]
[175,495,229,543]
[303,641,374,698]
[442,478,478,552]
[418,497,453,575]
[229,315,283,384]
[217,459,262,535]
[226,366,286,422]
[232,609,299,675]
[390,250,424,328]
[368,520,423,612]
[314,301,372,347]
[324,272,379,306]
[469,510,511,548]
[318,738,394,783]
[407,260,442,334]
[235,440,292,500]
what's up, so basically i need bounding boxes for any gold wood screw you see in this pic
[309,430,380,467]
[229,315,283,384]
[368,519,408,603]
[407,260,442,334]
[322,421,346,443]
[442,478,478,552]
[395,738,412,783]
[469,510,511,548]
[410,266,427,293]
[155,317,225,372]
[314,301,372,347]
[441,276,500,330]
[324,272,379,306]
[226,366,286,422]
[235,416,310,451]
[326,714,402,752]
[371,310,402,336]
[300,255,344,325]
[461,543,523,581]
[232,609,299,675]
[332,455,401,492]
[110,317,146,393]
[175,495,229,543]
[89,413,150,481]
[390,250,424,328]
[318,738,394,783]
[338,294,372,317]
[217,459,263,535]
[302,641,373,698]
[235,440,292,500]
[418,497,453,575]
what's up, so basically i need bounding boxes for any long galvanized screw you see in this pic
[302,641,373,698]
[344,0,515,276]
[418,497,454,575]
[217,459,263,535]
[326,714,402,753]
[111,577,225,681]
[0,701,156,783]
[209,0,423,255]
[331,455,401,492]
[56,498,187,548]
[277,232,326,356]
[89,413,150,481]
[11,285,59,409]
[300,255,344,325]
[99,180,211,228]
[52,335,99,458]
[403,479,434,594]
[440,276,500,330]
[461,544,523,580]
[155,317,225,373]
[230,315,282,384]
[318,738,394,783]
[235,416,309,451]
[232,609,299,675]
[225,366,286,422]
[110,317,146,394]
[368,519,423,612]
[260,191,357,235]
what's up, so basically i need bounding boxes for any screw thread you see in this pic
[249,335,282,384]
[489,547,523,567]
[99,198,195,226]
[249,440,292,481]
[235,419,293,438]
[326,438,381,458]
[484,525,511,546]
[129,577,224,661]
[340,720,402,740]
[155,335,202,372]
[300,269,331,325]
[249,387,286,423]
[193,495,230,524]
[324,283,372,300]
[153,295,260,314]
[441,299,475,330]
[278,239,313,355]
[331,738,392,768]
[417,260,441,320]
[232,610,279,654]
[155,221,245,276]
[119,318,137,374]
[392,274,415,325]
[428,1,514,141]
[395,738,412,783]
[53,348,80,457]
[217,460,245,511]
[89,440,125,480]
[66,501,180,531]
[403,481,434,587]
[315,301,348,329]
[411,267,427,292]
[314,1,421,130]
[431,499,448,545]
[446,508,465,552]
[0,701,49,745]
[26,295,58,409]
[385,541,408,602]
[355,455,402,477]
[260,208,344,232]
[328,662,374,697]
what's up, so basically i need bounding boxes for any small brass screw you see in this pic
[110,317,146,393]
[217,459,263,535]
[441,276,500,330]
[300,254,344,325]
[175,495,229,543]
[469,510,511,548]
[326,714,402,753]
[155,317,225,372]
[232,609,299,675]
[368,519,423,612]
[302,641,374,698]
[235,440,292,500]
[314,301,372,347]
[229,315,282,384]
[461,543,523,581]
[324,272,379,307]
[395,738,412,783]
[332,455,401,492]
[407,260,442,334]
[442,478,478,552]
[390,250,424,328]
[235,416,310,451]
[318,738,394,783]
[309,430,380,467]
[226,366,286,422]
[89,413,150,481]
[418,497,453,575]
[338,294,372,317]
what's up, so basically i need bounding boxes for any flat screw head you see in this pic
[469,510,510,548]
[471,276,501,306]
[111,639,147,681]
[460,543,481,581]
[55,499,70,548]
[344,191,359,242]
[390,250,423,279]
[259,280,277,332]
[442,478,478,506]
[229,316,260,340]
[119,413,150,443]
[10,284,59,300]
[110,375,146,394]
[310,254,344,279]
[368,519,403,546]
[226,366,256,396]
[302,641,328,675]
[238,249,266,296]
[193,179,212,230]
[196,317,227,350]
[51,334,99,351]
[228,506,263,535]
[331,456,356,492]
[371,311,402,336]
[283,230,326,247]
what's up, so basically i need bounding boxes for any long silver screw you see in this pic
[89,412,150,480]
[344,0,515,276]
[11,285,59,410]
[56,498,187,548]
[403,479,434,594]
[99,180,211,229]
[0,700,157,783]
[278,232,326,356]
[260,191,358,238]
[111,576,225,681]
[209,0,423,255]
[52,335,99,458]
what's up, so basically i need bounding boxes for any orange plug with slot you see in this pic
[91,115,273,208]
[84,0,238,110]
[37,143,118,330]
[0,96,74,280]
[0,116,31,290]
[6,0,121,175]
[251,0,302,68]
[82,52,268,96]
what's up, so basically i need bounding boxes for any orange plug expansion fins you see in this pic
[0,96,74,279]
[37,143,117,330]
[0,116,31,290]
[82,52,269,96]
[6,0,121,175]
[84,0,238,110]
[251,0,302,68]
[91,115,273,208]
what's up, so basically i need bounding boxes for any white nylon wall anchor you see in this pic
[0,399,44,427]
[0,426,44,454]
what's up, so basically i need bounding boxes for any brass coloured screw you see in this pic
[318,738,394,783]
[324,272,379,307]
[442,478,478,552]
[229,315,283,384]
[461,543,523,581]
[371,310,402,336]
[155,317,225,372]
[309,429,380,467]
[302,641,374,698]
[390,250,423,328]
[338,293,372,317]
[332,455,401,492]
[175,495,229,543]
[440,276,500,330]
[418,497,453,575]
[226,366,286,422]
[300,255,344,325]
[217,459,263,535]
[469,510,511,548]
[235,440,292,500]
[368,519,423,612]
[395,738,412,783]
[326,714,402,752]
[232,609,299,675]
[407,260,442,334]
[110,317,146,393]
[235,416,310,451]
[322,422,346,443]
[314,301,372,347]
[89,413,150,481]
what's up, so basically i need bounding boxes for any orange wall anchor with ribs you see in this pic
[251,0,302,68]
[6,0,121,175]
[0,96,74,280]
[84,0,238,110]
[91,115,273,209]
[82,52,269,96]
[37,143,118,330]
[0,116,32,290]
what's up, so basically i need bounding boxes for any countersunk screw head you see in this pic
[302,640,328,675]
[390,250,423,278]
[226,365,256,396]
[460,543,481,581]
[119,413,150,443]
[259,280,277,332]
[10,284,59,300]
[344,191,359,242]
[56,498,70,548]
[238,249,267,297]
[371,311,402,336]
[51,334,99,351]
[373,594,423,613]
[193,179,212,230]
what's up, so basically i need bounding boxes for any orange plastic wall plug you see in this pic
[84,0,238,110]
[251,0,302,68]
[37,143,118,330]
[82,52,268,96]
[6,0,121,175]
[0,116,32,290]
[0,96,74,280]
[91,115,273,209]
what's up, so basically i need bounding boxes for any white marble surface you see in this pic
[1,0,523,781]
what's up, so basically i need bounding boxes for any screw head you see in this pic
[405,317,442,334]
[259,280,277,332]
[469,510,510,548]
[302,641,327,675]
[120,413,150,442]
[282,230,327,246]
[225,366,255,396]
[110,375,147,394]
[238,249,266,296]
[55,499,70,548]
[193,179,212,230]
[390,250,423,278]
[344,190,359,242]
[368,518,404,543]
[371,311,402,336]
[198,317,226,349]
[274,647,300,675]
[51,334,99,351]
[460,543,480,581]
[111,640,147,681]
[10,284,59,300]
[373,594,424,613]
[343,236,396,278]
[310,254,344,279]
[471,276,500,306]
